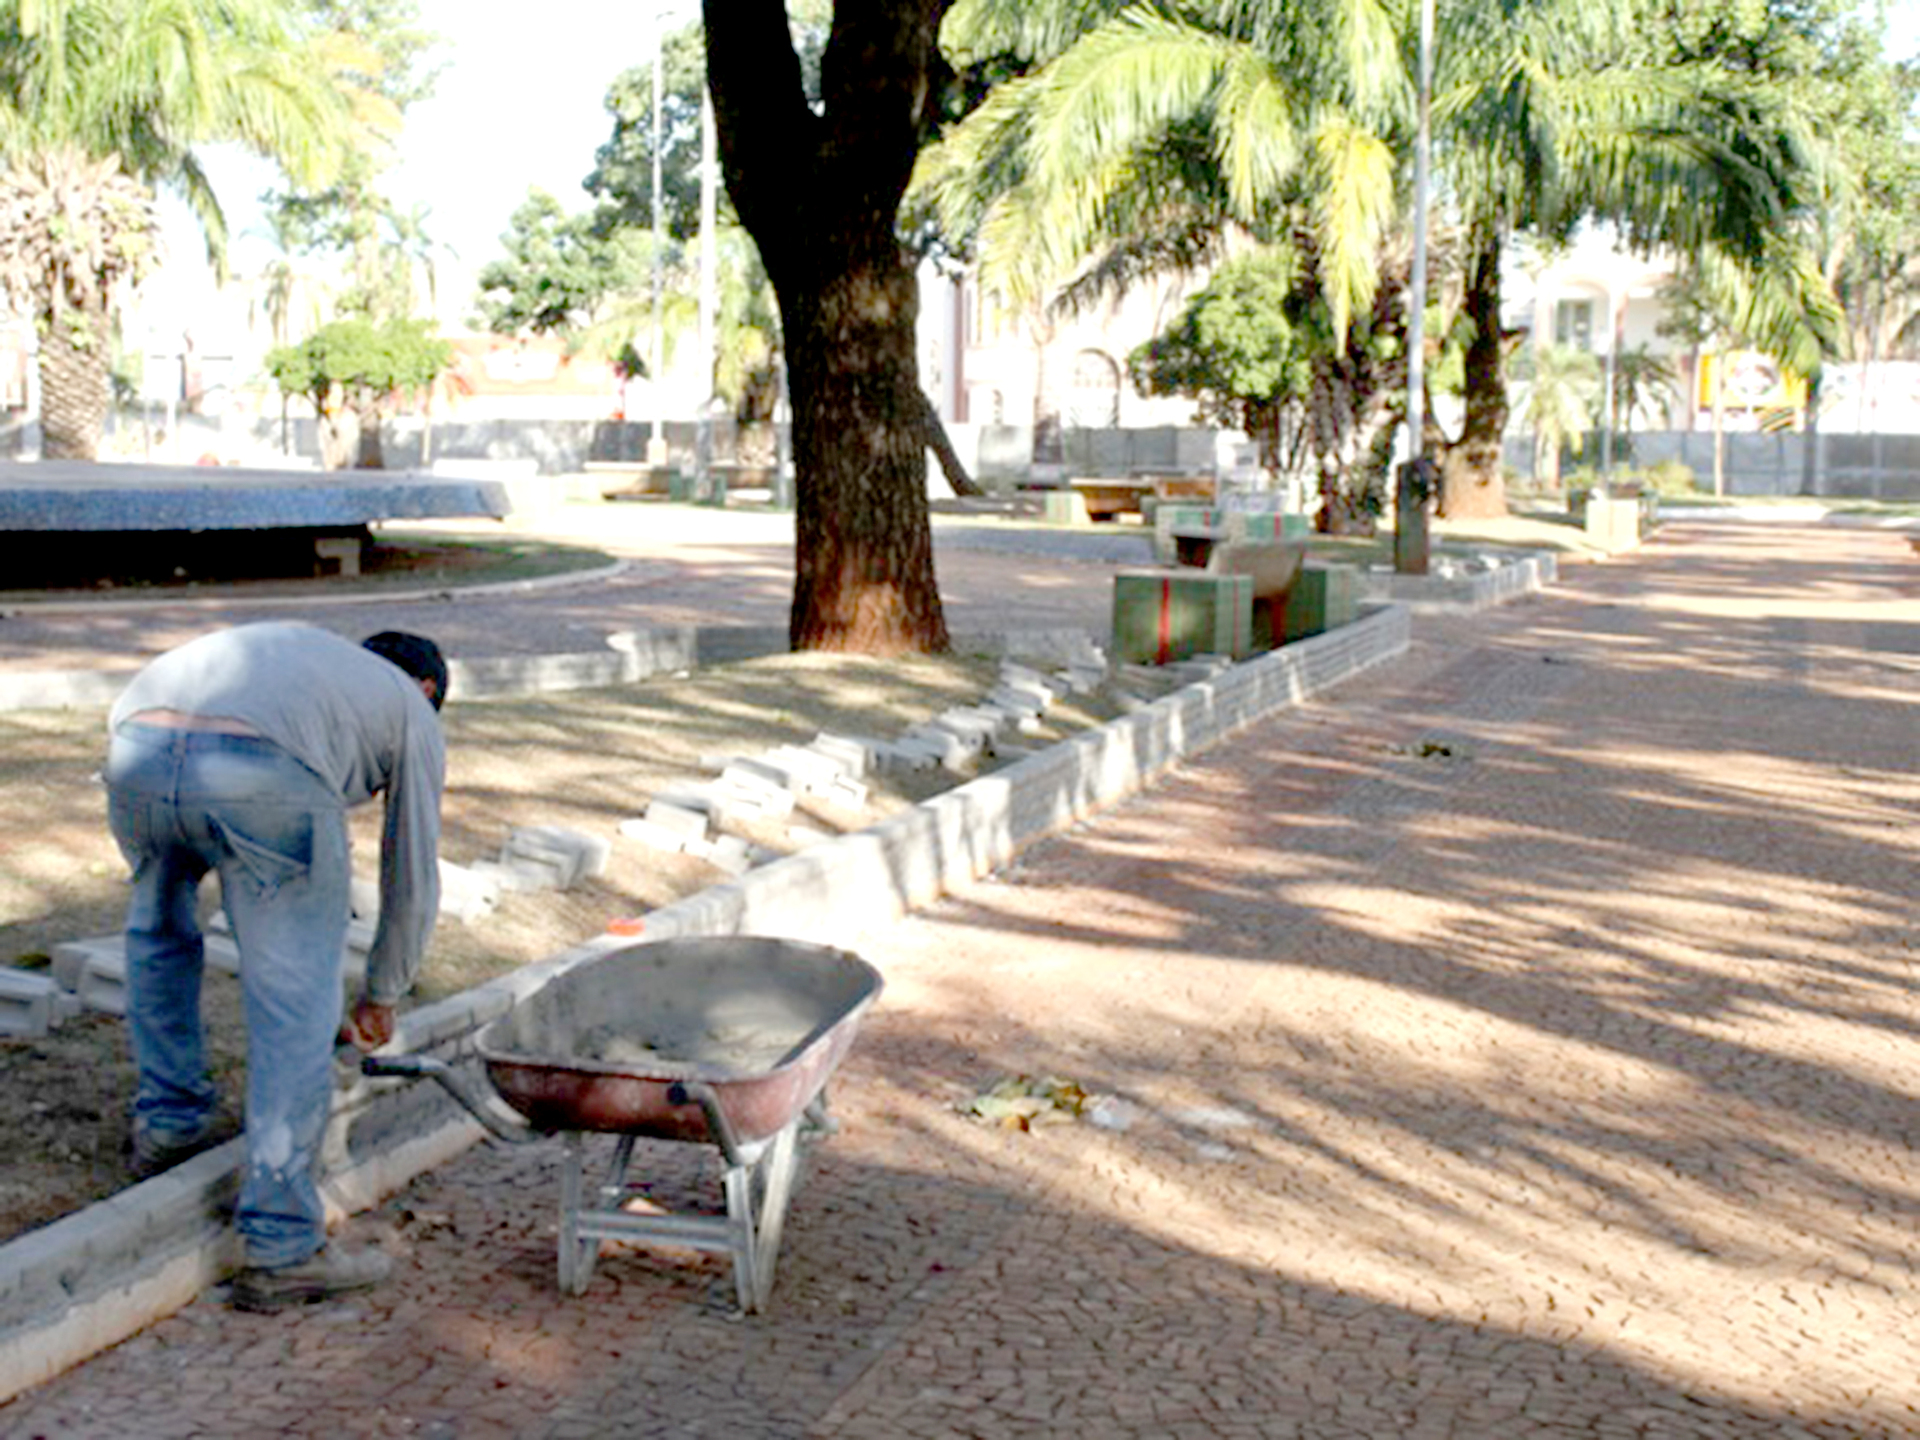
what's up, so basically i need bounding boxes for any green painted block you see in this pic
[668,472,696,502]
[1152,504,1216,561]
[1280,513,1313,538]
[1279,564,1359,641]
[1045,489,1093,525]
[1112,569,1254,664]
[1230,512,1299,543]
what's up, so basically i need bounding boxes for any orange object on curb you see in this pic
[605,916,646,936]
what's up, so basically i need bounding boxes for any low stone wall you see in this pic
[0,606,1411,1402]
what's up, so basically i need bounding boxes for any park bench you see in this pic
[1067,476,1157,521]
[1201,539,1308,649]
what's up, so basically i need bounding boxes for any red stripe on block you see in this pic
[1158,576,1173,664]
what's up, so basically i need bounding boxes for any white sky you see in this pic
[156,0,1917,336]
[165,0,696,324]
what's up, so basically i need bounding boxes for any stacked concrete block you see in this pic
[713,759,799,820]
[867,738,942,775]
[437,859,503,920]
[755,745,853,798]
[809,733,874,778]
[932,708,1005,752]
[494,826,611,892]
[618,791,716,854]
[897,724,978,772]
[0,969,82,1038]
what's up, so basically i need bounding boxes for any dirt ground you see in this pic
[0,574,1134,1247]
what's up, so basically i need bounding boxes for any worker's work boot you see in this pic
[230,1245,392,1313]
[128,1121,219,1180]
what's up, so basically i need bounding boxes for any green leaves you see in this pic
[264,313,450,406]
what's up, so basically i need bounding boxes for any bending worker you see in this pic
[104,621,447,1313]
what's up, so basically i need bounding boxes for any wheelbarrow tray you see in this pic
[477,936,883,1148]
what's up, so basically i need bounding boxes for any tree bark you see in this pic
[705,0,952,655]
[37,302,112,462]
[1439,230,1512,519]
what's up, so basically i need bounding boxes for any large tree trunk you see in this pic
[706,0,951,656]
[38,301,112,461]
[779,258,950,651]
[352,391,386,469]
[1439,230,1511,519]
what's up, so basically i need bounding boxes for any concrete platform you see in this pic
[0,461,510,532]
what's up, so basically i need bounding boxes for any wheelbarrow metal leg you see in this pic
[557,1132,600,1296]
[722,1116,803,1313]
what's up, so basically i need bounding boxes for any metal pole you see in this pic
[648,11,667,470]
[1404,0,1434,468]
[1394,0,1435,575]
[695,85,718,496]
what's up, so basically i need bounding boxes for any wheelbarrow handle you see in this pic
[361,1052,542,1145]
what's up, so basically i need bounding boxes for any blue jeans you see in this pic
[107,723,351,1269]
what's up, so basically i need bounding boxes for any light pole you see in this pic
[648,9,667,472]
[1396,0,1436,574]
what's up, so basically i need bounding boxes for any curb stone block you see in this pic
[759,745,846,795]
[464,856,546,895]
[500,826,611,888]
[0,970,63,1038]
[900,725,975,770]
[437,860,501,921]
[809,733,874,777]
[821,774,870,809]
[616,817,691,853]
[644,798,713,842]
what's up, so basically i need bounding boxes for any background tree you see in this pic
[264,313,448,468]
[704,0,952,655]
[1129,248,1315,484]
[0,0,350,458]
[261,0,445,322]
[1513,342,1598,491]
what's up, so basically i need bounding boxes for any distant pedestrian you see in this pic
[104,622,448,1312]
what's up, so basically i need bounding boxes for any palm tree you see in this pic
[0,0,349,458]
[925,0,1837,524]
[1513,341,1597,490]
[1430,0,1836,516]
[922,1,1403,344]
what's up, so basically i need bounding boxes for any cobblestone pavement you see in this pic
[3,520,1918,1438]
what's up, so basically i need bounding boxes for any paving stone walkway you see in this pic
[2,518,1917,1439]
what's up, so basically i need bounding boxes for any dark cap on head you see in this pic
[363,631,448,710]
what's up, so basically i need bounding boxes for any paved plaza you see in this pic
[0,514,1916,1438]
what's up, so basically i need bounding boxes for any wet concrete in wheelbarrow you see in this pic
[4,521,1919,1438]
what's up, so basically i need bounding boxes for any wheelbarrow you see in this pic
[361,936,883,1313]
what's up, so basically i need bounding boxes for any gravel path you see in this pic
[2,518,1916,1439]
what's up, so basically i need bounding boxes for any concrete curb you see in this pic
[0,605,1414,1401]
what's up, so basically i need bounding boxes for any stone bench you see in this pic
[1068,477,1156,521]
[1204,540,1309,649]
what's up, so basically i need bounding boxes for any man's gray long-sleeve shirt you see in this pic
[110,622,445,1003]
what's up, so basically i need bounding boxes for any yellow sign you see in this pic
[1698,351,1806,411]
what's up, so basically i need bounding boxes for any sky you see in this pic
[157,0,1919,338]
[166,0,698,324]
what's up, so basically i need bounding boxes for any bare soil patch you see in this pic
[0,647,1125,1244]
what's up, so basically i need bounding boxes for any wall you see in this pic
[1504,429,1920,501]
